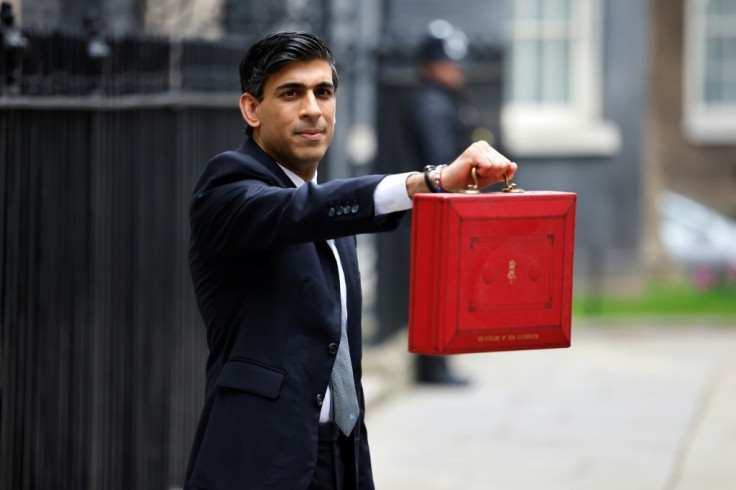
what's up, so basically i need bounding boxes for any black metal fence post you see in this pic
[0,28,245,490]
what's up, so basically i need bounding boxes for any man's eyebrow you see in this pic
[274,81,335,91]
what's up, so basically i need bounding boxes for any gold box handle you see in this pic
[460,167,481,194]
[502,172,524,193]
[460,167,524,194]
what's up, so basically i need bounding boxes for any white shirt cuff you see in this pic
[374,172,416,215]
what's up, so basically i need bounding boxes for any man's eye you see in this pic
[317,89,334,97]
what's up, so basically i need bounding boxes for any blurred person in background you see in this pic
[405,20,479,386]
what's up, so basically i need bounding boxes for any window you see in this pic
[506,0,573,106]
[683,0,736,143]
[502,0,620,157]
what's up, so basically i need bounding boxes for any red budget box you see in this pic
[408,185,577,354]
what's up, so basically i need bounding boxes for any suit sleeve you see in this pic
[190,153,405,260]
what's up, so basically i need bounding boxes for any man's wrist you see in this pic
[406,171,432,198]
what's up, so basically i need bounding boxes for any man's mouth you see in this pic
[296,128,324,140]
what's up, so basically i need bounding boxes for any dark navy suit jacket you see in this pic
[185,138,405,489]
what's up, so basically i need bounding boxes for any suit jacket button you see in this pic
[328,343,338,355]
[351,204,359,214]
[316,394,324,406]
[336,207,343,216]
[328,207,335,217]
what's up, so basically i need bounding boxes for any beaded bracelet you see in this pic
[435,164,447,193]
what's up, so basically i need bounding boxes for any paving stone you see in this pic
[364,324,736,490]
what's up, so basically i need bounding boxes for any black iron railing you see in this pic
[0,17,250,489]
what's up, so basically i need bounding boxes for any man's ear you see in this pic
[239,93,261,129]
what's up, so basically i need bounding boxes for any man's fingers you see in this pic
[447,141,517,191]
[470,141,511,170]
[475,160,516,178]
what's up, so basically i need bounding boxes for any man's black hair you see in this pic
[239,32,338,137]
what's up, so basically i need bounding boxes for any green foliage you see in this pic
[573,282,736,320]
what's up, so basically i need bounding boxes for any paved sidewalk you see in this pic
[363,323,736,490]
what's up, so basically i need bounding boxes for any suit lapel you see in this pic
[332,237,356,292]
[235,138,295,189]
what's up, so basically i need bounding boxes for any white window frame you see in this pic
[501,0,620,157]
[683,0,736,144]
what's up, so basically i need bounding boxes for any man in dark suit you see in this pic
[185,32,516,490]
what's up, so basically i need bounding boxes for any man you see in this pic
[185,31,515,490]
[405,22,480,385]
[407,21,478,168]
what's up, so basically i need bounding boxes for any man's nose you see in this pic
[300,92,322,118]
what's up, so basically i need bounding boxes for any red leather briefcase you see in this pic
[408,176,577,354]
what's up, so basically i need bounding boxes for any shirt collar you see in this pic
[277,164,317,188]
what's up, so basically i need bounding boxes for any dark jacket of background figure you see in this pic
[405,78,477,167]
[401,76,477,382]
[185,138,405,490]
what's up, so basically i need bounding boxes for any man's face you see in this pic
[241,59,336,177]
[424,60,465,90]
